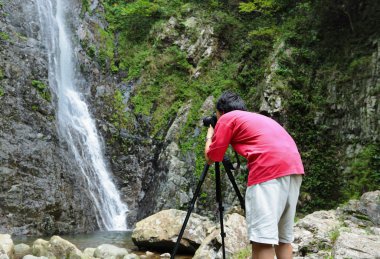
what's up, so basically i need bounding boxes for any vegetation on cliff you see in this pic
[81,0,379,213]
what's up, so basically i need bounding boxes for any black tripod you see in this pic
[170,156,245,259]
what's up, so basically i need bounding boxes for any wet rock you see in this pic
[123,254,140,259]
[83,247,96,257]
[13,243,31,259]
[94,244,129,259]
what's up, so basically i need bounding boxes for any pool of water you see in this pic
[12,231,192,258]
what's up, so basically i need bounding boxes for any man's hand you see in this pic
[206,125,214,141]
[204,125,215,164]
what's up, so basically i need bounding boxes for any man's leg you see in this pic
[274,242,292,259]
[252,242,274,259]
[277,175,302,259]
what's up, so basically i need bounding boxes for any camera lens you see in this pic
[203,114,217,128]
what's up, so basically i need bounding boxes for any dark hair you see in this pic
[216,91,247,114]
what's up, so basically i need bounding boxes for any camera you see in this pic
[203,114,217,128]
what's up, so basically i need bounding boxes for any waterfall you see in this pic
[36,0,128,230]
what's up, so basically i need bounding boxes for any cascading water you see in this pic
[36,0,128,230]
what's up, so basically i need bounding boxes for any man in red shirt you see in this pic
[205,91,304,259]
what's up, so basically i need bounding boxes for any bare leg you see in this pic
[274,242,293,259]
[252,242,274,259]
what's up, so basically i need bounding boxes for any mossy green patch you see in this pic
[32,80,51,102]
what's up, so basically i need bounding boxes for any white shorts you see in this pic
[245,174,302,245]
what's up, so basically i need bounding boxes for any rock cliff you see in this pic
[0,0,97,235]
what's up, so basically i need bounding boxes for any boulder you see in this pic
[132,209,214,254]
[193,213,249,259]
[31,239,49,257]
[13,243,31,259]
[293,210,340,254]
[94,244,129,259]
[333,231,380,258]
[123,254,140,259]
[0,234,14,259]
[23,256,48,259]
[48,236,83,258]
[32,236,83,258]
[83,247,96,257]
[357,190,380,226]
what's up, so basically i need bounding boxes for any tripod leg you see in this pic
[222,160,245,211]
[171,163,210,259]
[215,162,226,259]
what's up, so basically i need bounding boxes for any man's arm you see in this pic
[204,125,215,165]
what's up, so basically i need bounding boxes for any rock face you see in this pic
[0,0,97,235]
[293,191,380,259]
[132,209,214,254]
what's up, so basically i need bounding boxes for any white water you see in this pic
[36,0,128,230]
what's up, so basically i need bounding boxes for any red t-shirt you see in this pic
[207,110,304,186]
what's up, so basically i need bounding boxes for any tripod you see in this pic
[170,156,245,259]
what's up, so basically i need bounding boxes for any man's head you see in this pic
[216,91,247,117]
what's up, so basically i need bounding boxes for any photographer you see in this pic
[204,91,304,259]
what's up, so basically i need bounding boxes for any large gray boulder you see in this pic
[293,191,380,258]
[32,236,83,258]
[132,209,214,254]
[193,213,249,259]
[293,210,340,254]
[48,236,83,258]
[333,231,380,258]
[357,190,380,225]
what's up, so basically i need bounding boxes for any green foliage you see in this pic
[239,0,278,14]
[119,0,160,16]
[0,86,4,97]
[124,45,152,81]
[104,0,183,42]
[0,31,10,41]
[81,0,90,16]
[109,89,134,131]
[348,55,372,75]
[233,245,252,258]
[32,80,51,102]
[329,227,340,244]
[344,144,380,199]
[97,27,116,71]
[236,26,277,99]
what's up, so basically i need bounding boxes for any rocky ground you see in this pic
[1,191,378,259]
